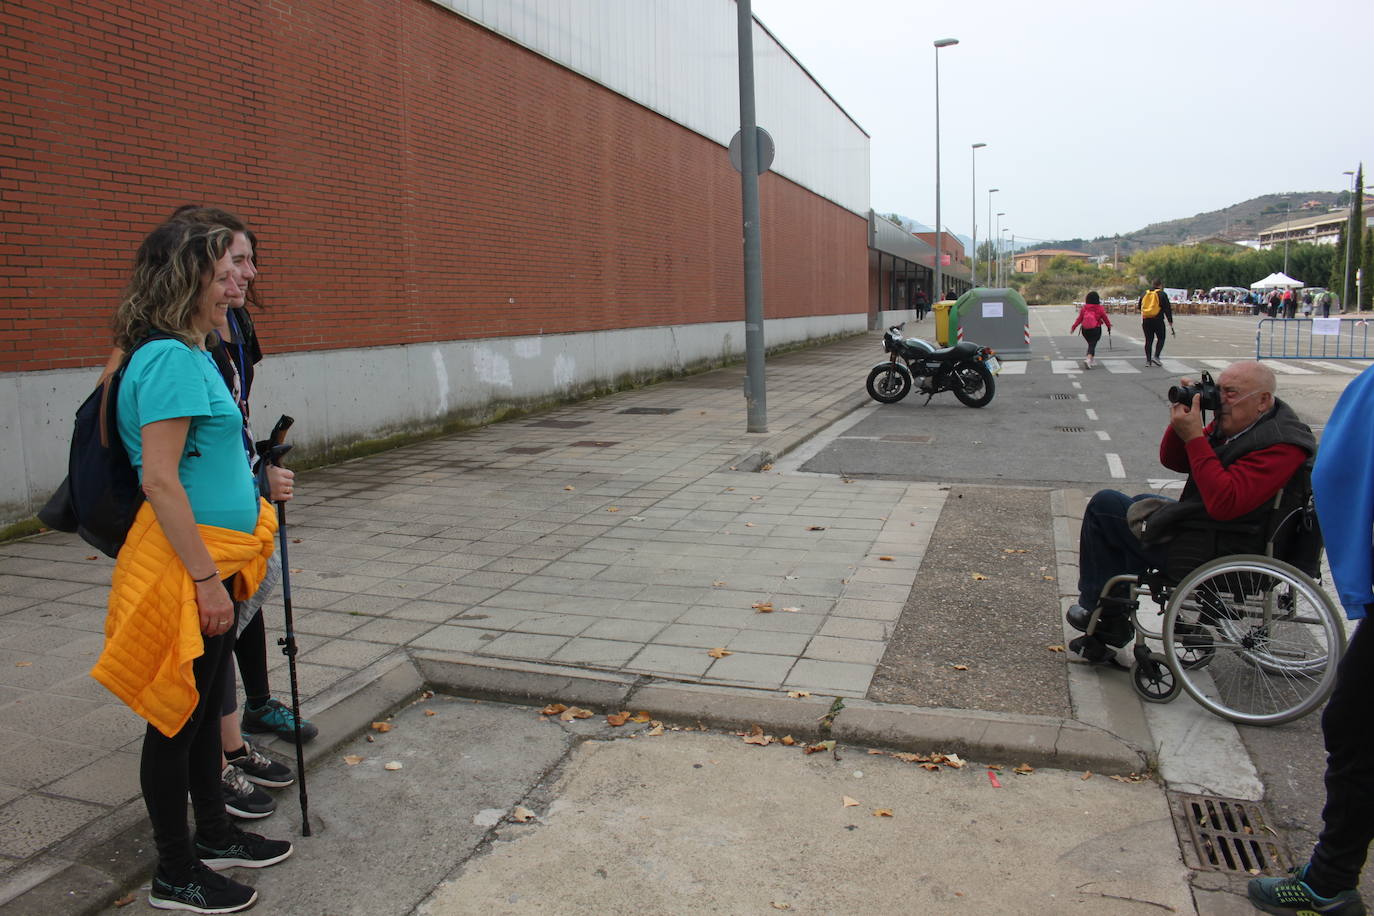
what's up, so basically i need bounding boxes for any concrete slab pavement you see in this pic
[0,326,1253,914]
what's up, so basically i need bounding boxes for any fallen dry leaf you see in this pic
[867,749,885,756]
[646,724,664,736]
[780,735,796,746]
[770,904,792,911]
[752,601,774,613]
[751,496,762,501]
[742,724,773,746]
[1014,763,1035,775]
[712,580,727,587]
[15,661,32,668]
[343,755,364,766]
[559,706,594,721]
[1081,771,1093,780]
[384,761,403,771]
[1003,548,1028,554]
[606,711,630,727]
[114,892,136,907]
[1043,575,1057,581]
[541,703,568,716]
[725,487,735,491]
[86,555,98,561]
[878,556,894,562]
[951,664,969,671]
[920,763,941,771]
[804,740,836,755]
[842,796,861,807]
[606,507,620,512]
[873,808,894,817]
[745,522,755,527]
[511,806,536,823]
[786,690,811,698]
[1047,645,1066,652]
[424,709,436,717]
[806,525,826,531]
[564,485,575,490]
[292,538,301,544]
[629,711,653,723]
[707,647,732,658]
[940,753,967,769]
[760,463,773,471]
[971,573,989,581]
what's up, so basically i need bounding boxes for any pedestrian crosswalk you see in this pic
[999,358,1374,377]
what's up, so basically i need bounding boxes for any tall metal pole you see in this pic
[736,0,766,432]
[1282,200,1291,277]
[971,143,985,288]
[1343,169,1356,311]
[932,38,958,303]
[985,188,999,285]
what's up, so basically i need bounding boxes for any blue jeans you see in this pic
[1077,490,1169,611]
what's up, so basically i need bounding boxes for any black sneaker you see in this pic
[242,698,319,744]
[1248,864,1367,915]
[196,827,294,870]
[149,862,256,913]
[221,764,275,819]
[226,740,294,789]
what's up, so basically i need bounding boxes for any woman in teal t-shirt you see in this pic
[109,220,291,914]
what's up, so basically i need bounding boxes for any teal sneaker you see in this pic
[241,697,318,743]
[1247,864,1367,915]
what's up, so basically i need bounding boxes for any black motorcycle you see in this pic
[866,323,1000,407]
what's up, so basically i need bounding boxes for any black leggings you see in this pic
[1308,619,1374,894]
[1142,317,1167,361]
[222,607,271,716]
[1082,326,1102,357]
[141,583,237,875]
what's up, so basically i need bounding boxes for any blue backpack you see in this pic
[37,334,173,557]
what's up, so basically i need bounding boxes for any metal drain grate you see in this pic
[503,446,551,454]
[1050,393,1073,400]
[570,440,619,448]
[525,419,591,429]
[1169,792,1292,875]
[1056,426,1086,433]
[618,407,681,415]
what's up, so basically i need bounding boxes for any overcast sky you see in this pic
[749,0,1371,245]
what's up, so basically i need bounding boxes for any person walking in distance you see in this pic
[1070,291,1112,369]
[1139,280,1174,366]
[1247,362,1374,915]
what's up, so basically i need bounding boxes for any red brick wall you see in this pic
[0,0,866,374]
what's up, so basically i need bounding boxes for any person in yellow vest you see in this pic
[1138,280,1175,366]
[95,220,291,914]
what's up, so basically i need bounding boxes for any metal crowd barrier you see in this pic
[1255,317,1374,360]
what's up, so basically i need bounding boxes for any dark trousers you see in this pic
[141,590,237,875]
[1308,618,1374,894]
[233,607,271,707]
[1076,490,1168,611]
[1082,326,1102,357]
[1142,317,1167,361]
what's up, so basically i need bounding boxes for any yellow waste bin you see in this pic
[933,300,955,347]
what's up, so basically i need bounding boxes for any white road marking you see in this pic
[1096,430,1111,441]
[1084,408,1098,421]
[1106,453,1125,478]
[1158,359,1197,374]
[1078,393,1089,401]
[1263,360,1317,375]
[1303,360,1363,375]
[1052,360,1083,374]
[1199,359,1232,370]
[1101,360,1141,374]
[996,361,1028,374]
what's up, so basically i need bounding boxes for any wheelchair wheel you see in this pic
[1130,646,1180,703]
[1164,555,1346,726]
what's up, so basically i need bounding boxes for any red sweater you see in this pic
[1070,303,1111,332]
[1159,425,1307,520]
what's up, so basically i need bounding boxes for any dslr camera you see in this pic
[1168,370,1221,411]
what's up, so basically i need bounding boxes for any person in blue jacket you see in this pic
[1249,365,1374,916]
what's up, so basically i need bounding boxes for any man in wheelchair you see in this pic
[1065,360,1316,662]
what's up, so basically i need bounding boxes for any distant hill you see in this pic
[1042,192,1350,257]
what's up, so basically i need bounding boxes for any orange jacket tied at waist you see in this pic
[93,499,278,737]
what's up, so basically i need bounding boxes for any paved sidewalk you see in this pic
[0,328,1208,914]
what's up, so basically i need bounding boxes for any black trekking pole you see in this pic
[260,415,311,836]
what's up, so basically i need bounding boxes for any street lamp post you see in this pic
[1343,169,1356,311]
[1282,199,1291,277]
[996,214,1006,285]
[932,38,958,303]
[971,142,985,288]
[986,188,999,285]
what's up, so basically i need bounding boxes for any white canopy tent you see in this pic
[1251,271,1303,290]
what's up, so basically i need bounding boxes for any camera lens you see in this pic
[1167,385,1188,405]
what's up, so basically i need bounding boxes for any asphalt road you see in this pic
[780,305,1369,904]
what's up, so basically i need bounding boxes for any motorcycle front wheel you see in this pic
[951,362,995,407]
[866,364,911,403]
